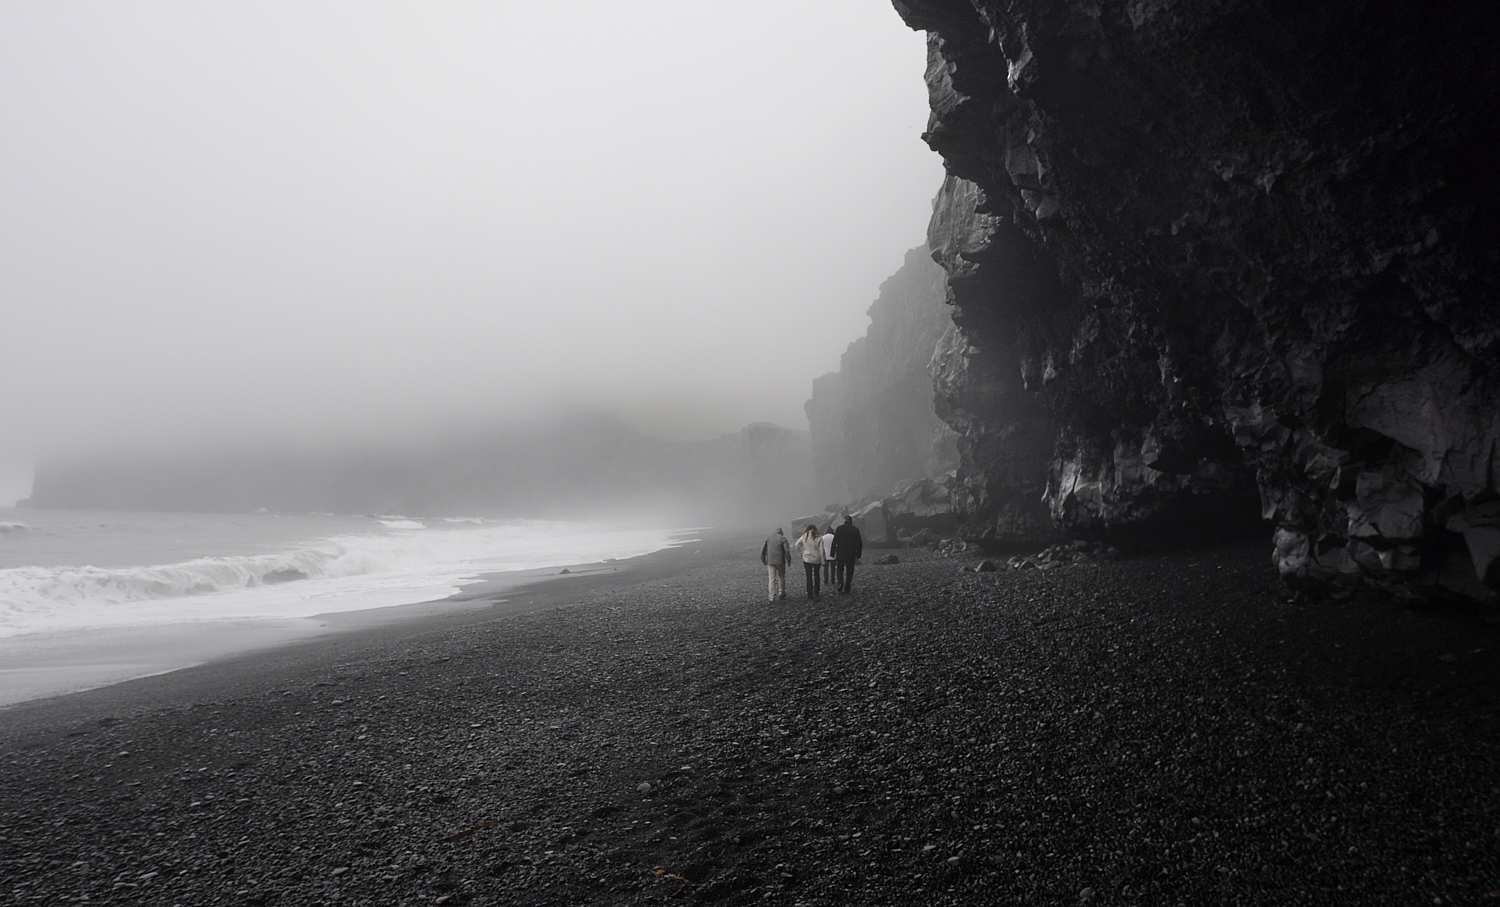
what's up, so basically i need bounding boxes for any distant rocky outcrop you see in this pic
[805,246,958,506]
[893,0,1500,604]
[24,415,814,524]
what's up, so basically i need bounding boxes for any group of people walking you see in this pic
[760,516,864,602]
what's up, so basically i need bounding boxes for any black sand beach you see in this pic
[2,533,1498,905]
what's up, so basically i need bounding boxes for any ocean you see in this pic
[0,508,689,638]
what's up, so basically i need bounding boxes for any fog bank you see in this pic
[1,1,941,477]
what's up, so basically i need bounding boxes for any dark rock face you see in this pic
[892,0,1500,603]
[805,246,958,505]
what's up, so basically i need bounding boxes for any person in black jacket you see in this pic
[829,515,863,594]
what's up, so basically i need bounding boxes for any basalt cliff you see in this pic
[893,0,1500,604]
[805,246,958,506]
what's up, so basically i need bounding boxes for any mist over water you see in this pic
[23,412,819,529]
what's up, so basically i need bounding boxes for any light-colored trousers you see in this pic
[766,564,787,600]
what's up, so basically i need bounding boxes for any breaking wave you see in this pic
[0,520,682,635]
[377,519,426,530]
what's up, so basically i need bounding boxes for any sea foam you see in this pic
[0,519,684,636]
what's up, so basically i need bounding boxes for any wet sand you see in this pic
[0,619,328,708]
[1,536,1498,905]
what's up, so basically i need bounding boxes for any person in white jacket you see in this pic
[820,525,835,585]
[794,524,825,600]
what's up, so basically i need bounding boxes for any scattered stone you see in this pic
[1004,540,1121,571]
[976,560,998,572]
[935,537,973,557]
[874,554,900,566]
[905,528,940,548]
[0,538,1493,905]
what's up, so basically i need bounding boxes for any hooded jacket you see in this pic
[760,529,792,566]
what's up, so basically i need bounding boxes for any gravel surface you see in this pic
[2,538,1498,905]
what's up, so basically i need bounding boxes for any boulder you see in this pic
[851,500,891,547]
[790,514,833,536]
[883,477,958,539]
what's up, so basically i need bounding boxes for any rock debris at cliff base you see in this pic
[2,541,1497,905]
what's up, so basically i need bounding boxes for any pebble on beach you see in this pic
[1,540,1497,906]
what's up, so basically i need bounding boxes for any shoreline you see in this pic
[0,527,720,709]
[2,536,1497,904]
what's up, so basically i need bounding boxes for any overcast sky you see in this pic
[0,1,943,502]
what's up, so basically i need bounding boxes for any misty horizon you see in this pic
[19,412,823,530]
[1,1,945,506]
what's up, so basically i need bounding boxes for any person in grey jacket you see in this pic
[760,528,792,601]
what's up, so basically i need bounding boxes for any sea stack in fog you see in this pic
[893,0,1500,604]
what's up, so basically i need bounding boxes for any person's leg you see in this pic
[767,564,778,601]
[775,565,787,599]
[812,562,821,598]
[834,560,846,592]
[844,559,856,593]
